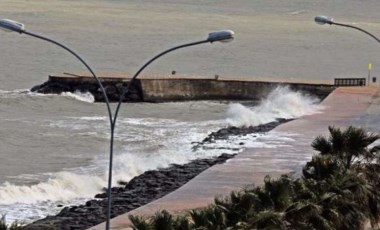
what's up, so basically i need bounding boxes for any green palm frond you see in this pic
[0,215,7,230]
[189,209,209,228]
[151,210,175,230]
[172,215,190,230]
[214,191,259,226]
[284,201,333,229]
[263,175,294,211]
[249,210,286,230]
[311,136,332,155]
[328,126,345,155]
[302,155,341,180]
[129,215,152,230]
[190,206,227,229]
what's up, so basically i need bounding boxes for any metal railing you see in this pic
[334,78,366,86]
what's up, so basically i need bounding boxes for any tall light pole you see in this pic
[314,15,380,45]
[0,18,234,230]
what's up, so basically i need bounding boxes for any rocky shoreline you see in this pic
[25,118,291,230]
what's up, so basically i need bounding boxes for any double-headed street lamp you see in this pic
[107,29,234,229]
[0,18,234,229]
[315,15,380,45]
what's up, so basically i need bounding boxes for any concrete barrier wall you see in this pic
[139,78,335,102]
[32,74,335,102]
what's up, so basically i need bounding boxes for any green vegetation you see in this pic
[0,216,24,230]
[129,126,380,230]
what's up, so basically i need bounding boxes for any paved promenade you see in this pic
[90,86,378,230]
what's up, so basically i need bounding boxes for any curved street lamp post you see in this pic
[0,19,234,229]
[315,15,380,85]
[315,15,380,45]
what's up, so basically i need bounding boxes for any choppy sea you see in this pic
[0,86,323,223]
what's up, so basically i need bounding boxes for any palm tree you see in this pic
[311,126,380,170]
[309,126,380,228]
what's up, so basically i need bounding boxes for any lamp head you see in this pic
[315,15,334,25]
[0,19,25,33]
[207,30,234,43]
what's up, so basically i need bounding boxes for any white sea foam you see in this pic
[60,91,95,103]
[0,172,104,205]
[77,116,106,121]
[226,86,323,127]
[0,89,31,98]
[0,89,30,94]
[0,89,95,103]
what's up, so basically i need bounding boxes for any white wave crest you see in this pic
[77,116,106,121]
[0,89,31,98]
[0,172,104,205]
[0,89,30,94]
[60,91,95,103]
[226,86,323,127]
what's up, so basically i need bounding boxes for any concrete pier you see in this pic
[31,72,335,102]
[89,86,378,229]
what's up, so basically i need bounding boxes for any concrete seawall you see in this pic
[31,72,335,102]
[140,78,334,102]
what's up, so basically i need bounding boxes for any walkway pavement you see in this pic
[90,86,378,230]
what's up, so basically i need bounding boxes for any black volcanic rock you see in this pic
[192,118,292,151]
[31,79,143,102]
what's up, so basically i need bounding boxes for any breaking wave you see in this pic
[226,86,323,127]
[60,91,95,103]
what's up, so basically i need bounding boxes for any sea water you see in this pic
[0,86,323,223]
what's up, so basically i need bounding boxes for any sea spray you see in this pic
[60,91,95,103]
[0,90,95,103]
[110,118,229,183]
[0,172,103,205]
[226,86,323,127]
[0,89,31,100]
